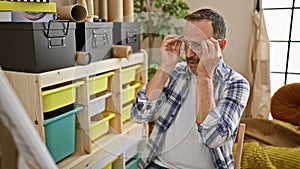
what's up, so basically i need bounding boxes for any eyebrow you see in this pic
[181,38,222,42]
[181,39,202,44]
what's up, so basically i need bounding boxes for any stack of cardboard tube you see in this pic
[56,0,135,65]
[94,0,134,22]
[57,0,134,23]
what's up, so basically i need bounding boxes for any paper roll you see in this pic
[76,52,92,65]
[108,0,123,22]
[77,0,91,22]
[123,0,134,22]
[112,45,132,59]
[93,0,99,16]
[57,4,87,22]
[85,0,94,21]
[86,0,94,16]
[97,0,108,20]
[78,0,87,9]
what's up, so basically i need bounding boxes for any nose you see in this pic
[185,46,195,58]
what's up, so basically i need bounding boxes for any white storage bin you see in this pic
[90,92,112,117]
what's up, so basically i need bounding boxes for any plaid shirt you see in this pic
[131,60,250,169]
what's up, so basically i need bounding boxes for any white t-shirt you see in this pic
[155,73,215,169]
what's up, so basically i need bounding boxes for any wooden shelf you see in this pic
[2,51,148,169]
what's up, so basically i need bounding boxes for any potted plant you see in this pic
[134,0,190,80]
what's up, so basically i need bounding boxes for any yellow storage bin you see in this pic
[122,104,132,122]
[121,64,141,85]
[102,162,112,169]
[102,157,118,169]
[89,71,114,95]
[42,81,84,113]
[122,83,141,105]
[90,112,116,141]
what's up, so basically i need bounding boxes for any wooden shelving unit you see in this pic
[0,51,148,169]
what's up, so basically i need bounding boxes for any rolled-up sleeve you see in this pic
[198,78,250,148]
[130,87,166,123]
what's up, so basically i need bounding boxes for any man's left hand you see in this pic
[196,38,222,78]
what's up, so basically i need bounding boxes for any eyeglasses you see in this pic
[181,39,203,53]
[180,38,222,54]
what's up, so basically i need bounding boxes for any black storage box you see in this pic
[0,21,76,73]
[113,22,141,53]
[76,22,113,62]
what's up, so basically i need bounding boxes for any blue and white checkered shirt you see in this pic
[131,60,250,169]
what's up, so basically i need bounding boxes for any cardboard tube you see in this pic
[93,0,99,17]
[112,45,132,59]
[123,0,134,22]
[78,0,87,9]
[76,52,92,65]
[57,4,87,22]
[97,0,108,20]
[108,0,123,22]
[86,0,94,17]
[77,0,91,22]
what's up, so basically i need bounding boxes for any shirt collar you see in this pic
[215,59,226,79]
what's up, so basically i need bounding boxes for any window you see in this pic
[263,0,300,95]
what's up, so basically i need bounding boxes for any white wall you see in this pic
[185,0,255,78]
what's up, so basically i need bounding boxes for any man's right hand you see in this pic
[159,34,182,74]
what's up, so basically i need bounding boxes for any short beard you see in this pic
[186,56,200,63]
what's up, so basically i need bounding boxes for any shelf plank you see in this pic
[121,53,145,68]
[39,52,145,88]
[107,68,122,134]
[3,71,45,141]
[75,77,91,154]
[38,58,121,88]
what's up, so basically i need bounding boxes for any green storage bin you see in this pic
[44,105,83,162]
[126,154,141,169]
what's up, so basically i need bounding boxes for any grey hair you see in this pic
[185,8,226,39]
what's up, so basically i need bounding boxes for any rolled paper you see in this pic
[77,0,90,22]
[57,4,87,22]
[108,0,123,22]
[97,0,108,20]
[93,0,99,16]
[123,0,134,22]
[86,0,94,15]
[78,0,87,9]
[76,52,92,65]
[85,0,94,22]
[112,45,132,59]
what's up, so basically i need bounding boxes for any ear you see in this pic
[219,39,227,51]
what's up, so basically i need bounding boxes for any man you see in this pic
[131,8,250,169]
